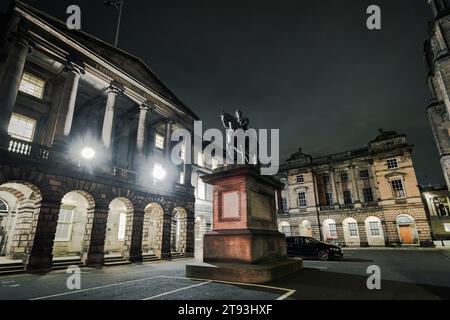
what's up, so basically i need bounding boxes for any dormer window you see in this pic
[19,72,45,99]
[296,175,304,183]
[387,158,399,169]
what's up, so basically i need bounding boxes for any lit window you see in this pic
[8,113,36,142]
[387,158,399,169]
[296,175,304,183]
[298,192,307,208]
[55,206,75,241]
[348,222,358,237]
[118,212,126,241]
[155,133,165,150]
[369,221,381,237]
[390,179,406,198]
[444,223,450,233]
[328,223,337,237]
[360,169,369,179]
[0,198,8,215]
[19,72,45,99]
[363,188,374,203]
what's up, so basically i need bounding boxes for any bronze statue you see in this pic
[220,110,256,165]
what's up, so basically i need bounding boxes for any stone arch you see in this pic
[0,181,42,261]
[105,197,134,258]
[278,220,291,237]
[52,190,95,259]
[364,216,385,246]
[342,217,360,247]
[322,218,338,244]
[298,220,313,237]
[171,207,187,253]
[142,202,164,257]
[395,214,419,245]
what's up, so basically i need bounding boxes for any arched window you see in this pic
[396,215,413,225]
[0,198,8,215]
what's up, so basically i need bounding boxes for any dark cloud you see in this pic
[20,0,442,184]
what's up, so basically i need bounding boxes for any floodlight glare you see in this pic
[153,164,166,180]
[81,147,95,160]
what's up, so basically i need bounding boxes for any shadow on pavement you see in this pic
[267,268,450,300]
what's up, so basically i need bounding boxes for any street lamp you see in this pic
[104,0,124,47]
[153,163,166,180]
[81,147,95,160]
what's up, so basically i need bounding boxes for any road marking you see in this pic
[28,275,296,301]
[29,276,163,300]
[141,281,211,300]
[160,275,296,300]
[305,266,328,270]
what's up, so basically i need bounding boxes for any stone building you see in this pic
[276,130,433,247]
[191,140,216,261]
[0,1,198,273]
[420,184,450,246]
[425,0,450,190]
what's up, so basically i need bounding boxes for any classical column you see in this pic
[329,170,339,207]
[350,166,360,203]
[164,120,174,159]
[136,104,149,154]
[0,36,29,144]
[101,87,121,149]
[52,66,82,147]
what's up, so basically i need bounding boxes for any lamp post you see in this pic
[104,0,124,47]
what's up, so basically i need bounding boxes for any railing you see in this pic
[112,167,137,182]
[339,204,355,210]
[7,138,50,160]
[319,205,335,211]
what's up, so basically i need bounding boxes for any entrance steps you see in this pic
[104,255,131,266]
[142,253,159,262]
[0,261,25,275]
[171,252,187,260]
[52,257,84,270]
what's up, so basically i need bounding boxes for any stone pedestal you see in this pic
[186,165,302,283]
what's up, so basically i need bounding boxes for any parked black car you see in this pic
[286,236,343,261]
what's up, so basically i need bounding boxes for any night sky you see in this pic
[11,0,442,184]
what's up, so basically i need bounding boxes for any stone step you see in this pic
[104,256,128,263]
[52,260,84,270]
[171,252,187,260]
[104,256,130,266]
[0,263,25,275]
[142,254,159,262]
[104,260,131,266]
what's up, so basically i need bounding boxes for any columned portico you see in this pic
[0,36,29,146]
[164,120,174,159]
[136,104,150,154]
[102,86,121,149]
[329,170,339,206]
[52,65,82,150]
[350,166,360,203]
